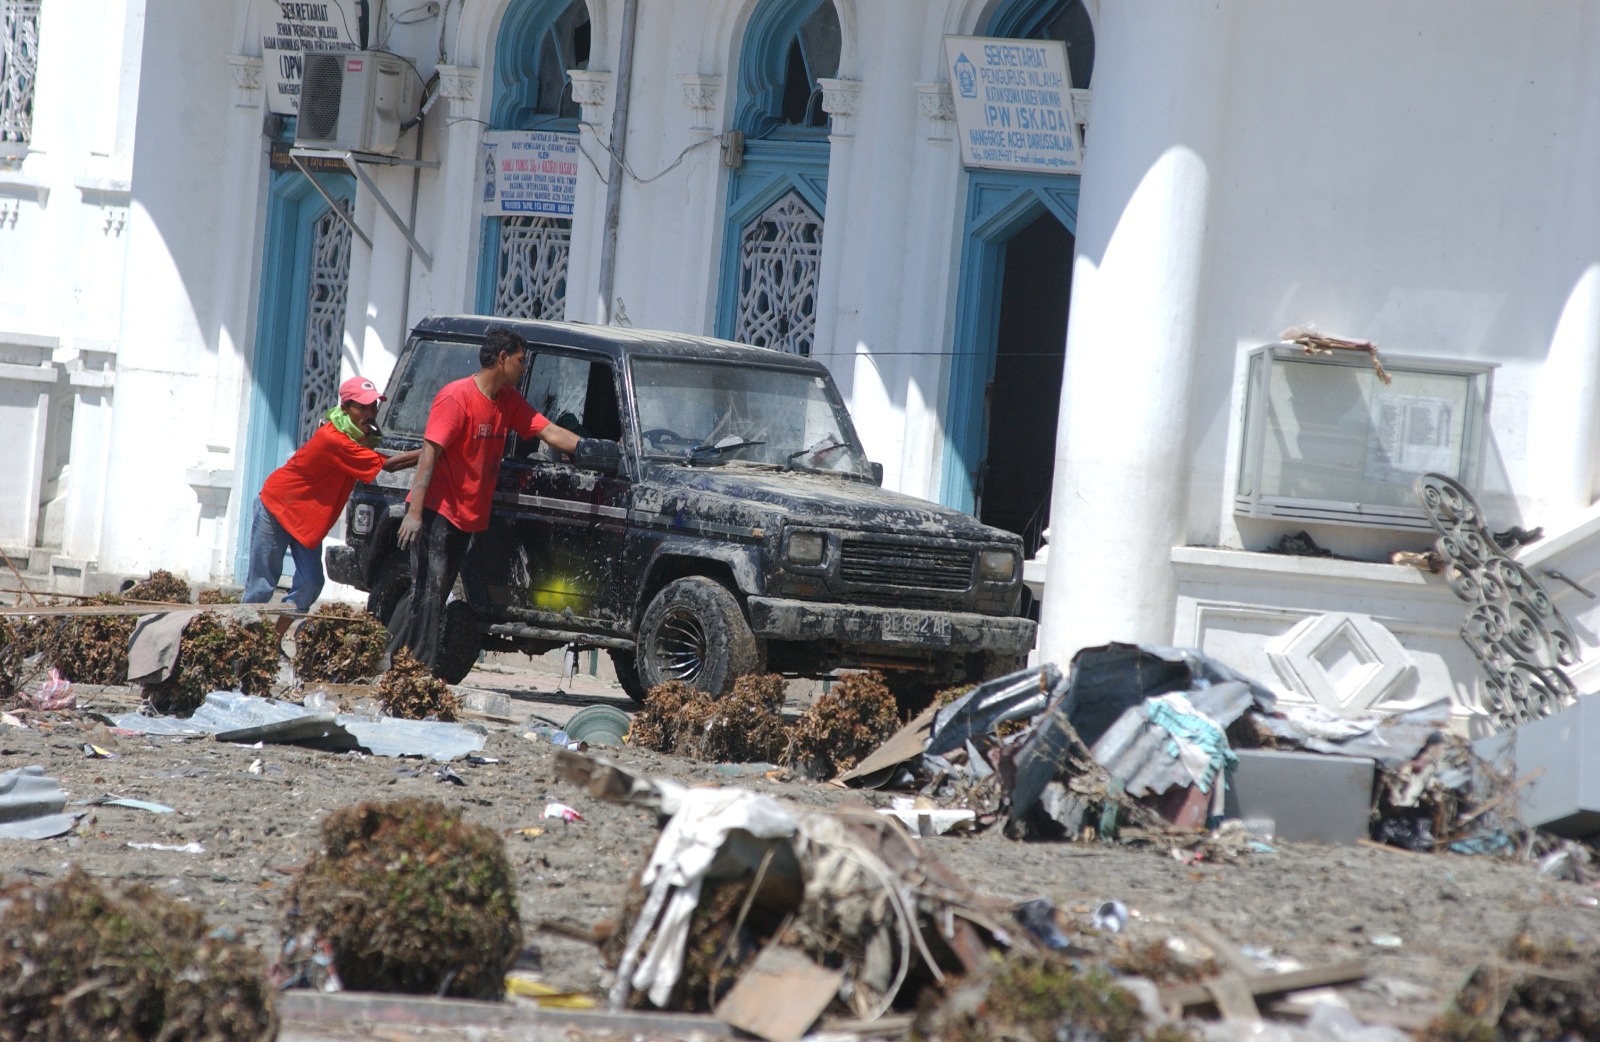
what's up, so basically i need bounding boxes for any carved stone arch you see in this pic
[944,0,1097,39]
[454,0,606,72]
[702,0,855,92]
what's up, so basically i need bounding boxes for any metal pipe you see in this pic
[595,0,639,325]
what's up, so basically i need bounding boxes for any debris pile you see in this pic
[560,751,1048,1036]
[378,649,462,721]
[1425,932,1600,1041]
[0,867,277,1041]
[145,610,279,715]
[197,587,240,605]
[293,602,388,683]
[628,680,704,753]
[833,643,1521,852]
[281,798,521,999]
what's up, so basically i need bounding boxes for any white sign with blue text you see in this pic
[481,130,580,218]
[944,35,1081,174]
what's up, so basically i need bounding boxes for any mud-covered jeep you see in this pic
[326,316,1037,700]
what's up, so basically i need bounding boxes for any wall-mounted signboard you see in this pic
[944,35,1081,174]
[481,130,580,218]
[261,0,361,116]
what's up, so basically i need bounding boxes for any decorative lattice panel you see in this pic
[735,191,822,355]
[1,0,40,145]
[495,216,570,319]
[298,200,354,443]
[1417,471,1579,729]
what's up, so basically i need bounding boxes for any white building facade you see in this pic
[6,0,1600,731]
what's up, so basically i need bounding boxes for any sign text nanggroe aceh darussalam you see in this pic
[944,36,1082,175]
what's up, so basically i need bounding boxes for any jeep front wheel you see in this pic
[635,577,761,697]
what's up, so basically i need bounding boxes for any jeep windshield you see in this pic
[382,339,483,436]
[631,358,873,477]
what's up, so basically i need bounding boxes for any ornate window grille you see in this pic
[734,191,822,356]
[495,215,570,319]
[298,200,354,443]
[1,0,41,146]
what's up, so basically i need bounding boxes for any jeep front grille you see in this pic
[837,538,974,591]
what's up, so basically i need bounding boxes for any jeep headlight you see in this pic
[786,530,826,566]
[978,549,1017,582]
[352,503,375,536]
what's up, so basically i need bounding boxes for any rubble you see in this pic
[281,797,522,999]
[0,867,277,1041]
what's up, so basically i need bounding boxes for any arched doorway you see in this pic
[716,0,839,355]
[474,0,591,318]
[940,0,1094,563]
[237,143,356,579]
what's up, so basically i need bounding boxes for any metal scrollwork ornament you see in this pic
[1415,472,1578,729]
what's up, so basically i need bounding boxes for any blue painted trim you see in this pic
[237,167,355,579]
[490,0,584,132]
[714,139,829,342]
[938,172,1078,513]
[734,0,831,139]
[988,0,1072,39]
[477,0,583,314]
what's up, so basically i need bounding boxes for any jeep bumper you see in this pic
[746,597,1036,655]
[326,544,362,588]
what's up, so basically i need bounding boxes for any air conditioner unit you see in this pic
[294,50,421,157]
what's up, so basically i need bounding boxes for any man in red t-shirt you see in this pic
[244,376,420,614]
[386,328,578,673]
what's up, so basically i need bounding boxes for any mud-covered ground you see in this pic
[1,661,1597,1033]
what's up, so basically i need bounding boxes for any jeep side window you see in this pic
[510,351,622,458]
[383,339,483,437]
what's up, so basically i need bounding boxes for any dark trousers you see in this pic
[385,509,473,672]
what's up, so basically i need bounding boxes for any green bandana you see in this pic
[328,406,380,449]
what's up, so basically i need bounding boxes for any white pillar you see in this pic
[1037,0,1233,661]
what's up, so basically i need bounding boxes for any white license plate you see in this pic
[882,612,952,643]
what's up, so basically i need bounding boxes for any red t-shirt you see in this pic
[418,376,548,532]
[259,422,386,547]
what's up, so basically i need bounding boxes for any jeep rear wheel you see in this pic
[636,577,761,697]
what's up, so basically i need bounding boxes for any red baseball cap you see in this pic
[339,376,385,405]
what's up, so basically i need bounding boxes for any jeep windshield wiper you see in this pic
[689,439,766,462]
[785,442,849,470]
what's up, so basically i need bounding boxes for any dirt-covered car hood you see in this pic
[635,463,1014,544]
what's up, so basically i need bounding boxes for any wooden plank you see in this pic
[1204,974,1260,1021]
[1159,960,1367,1011]
[713,944,843,1042]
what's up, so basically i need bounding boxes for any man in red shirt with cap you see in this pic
[243,376,420,613]
[386,328,578,673]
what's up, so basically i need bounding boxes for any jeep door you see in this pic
[476,348,632,636]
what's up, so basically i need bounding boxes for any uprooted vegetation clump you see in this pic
[915,953,1194,1042]
[284,798,522,999]
[377,649,462,720]
[196,588,240,605]
[786,671,899,778]
[696,673,790,763]
[0,866,277,1042]
[293,602,388,683]
[0,617,21,700]
[145,610,280,715]
[35,592,136,686]
[627,680,700,752]
[123,569,193,605]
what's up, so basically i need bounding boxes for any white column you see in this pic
[414,65,482,317]
[1037,0,1233,661]
[568,69,613,323]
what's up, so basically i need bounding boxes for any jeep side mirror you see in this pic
[575,438,622,475]
[870,461,884,486]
